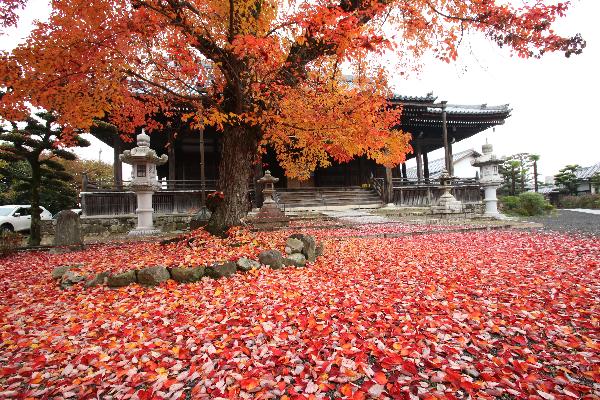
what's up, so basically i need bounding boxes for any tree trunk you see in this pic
[384,167,393,203]
[206,125,257,235]
[511,170,516,196]
[29,163,42,246]
[533,161,538,192]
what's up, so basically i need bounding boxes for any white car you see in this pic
[0,205,53,233]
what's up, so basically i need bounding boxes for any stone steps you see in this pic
[277,187,382,209]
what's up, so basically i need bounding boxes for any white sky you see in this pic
[1,0,598,179]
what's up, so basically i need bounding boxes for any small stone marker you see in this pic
[53,210,83,248]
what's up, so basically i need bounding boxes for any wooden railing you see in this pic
[392,178,482,206]
[82,178,218,192]
[80,179,258,217]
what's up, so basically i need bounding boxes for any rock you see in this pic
[236,257,261,272]
[316,242,324,257]
[258,250,283,270]
[285,238,304,254]
[60,271,85,289]
[205,262,237,279]
[289,234,317,262]
[52,265,73,280]
[107,270,137,287]
[170,266,205,283]
[84,272,109,288]
[53,210,83,248]
[283,252,306,267]
[137,266,171,286]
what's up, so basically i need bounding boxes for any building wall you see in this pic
[453,156,479,178]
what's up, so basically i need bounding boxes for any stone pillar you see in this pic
[135,190,155,230]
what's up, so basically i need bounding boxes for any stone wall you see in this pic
[41,214,193,237]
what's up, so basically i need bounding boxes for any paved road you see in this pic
[524,209,600,236]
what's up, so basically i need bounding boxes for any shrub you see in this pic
[0,231,23,257]
[499,193,553,216]
[499,195,520,213]
[559,194,600,210]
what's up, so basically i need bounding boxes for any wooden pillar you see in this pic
[167,132,176,184]
[448,140,454,176]
[415,142,423,183]
[441,101,450,173]
[199,126,206,207]
[113,135,123,188]
[401,163,407,180]
[423,152,429,183]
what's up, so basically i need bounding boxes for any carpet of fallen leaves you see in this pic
[0,224,599,399]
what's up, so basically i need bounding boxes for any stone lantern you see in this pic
[431,169,462,214]
[120,130,168,236]
[471,142,504,218]
[250,170,289,230]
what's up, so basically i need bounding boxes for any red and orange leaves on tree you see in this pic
[0,0,585,227]
[0,0,584,140]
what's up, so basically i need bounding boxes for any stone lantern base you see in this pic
[249,202,289,231]
[431,192,463,215]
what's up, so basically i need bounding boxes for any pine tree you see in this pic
[554,165,580,196]
[0,112,90,245]
[529,154,541,193]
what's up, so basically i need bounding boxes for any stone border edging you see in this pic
[52,234,324,290]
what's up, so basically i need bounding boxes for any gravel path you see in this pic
[524,209,600,236]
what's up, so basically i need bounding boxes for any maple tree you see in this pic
[0,0,585,233]
[0,225,599,398]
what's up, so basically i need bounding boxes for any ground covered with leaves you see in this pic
[0,225,599,399]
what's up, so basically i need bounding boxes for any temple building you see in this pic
[91,93,511,189]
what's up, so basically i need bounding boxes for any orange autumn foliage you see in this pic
[0,0,585,226]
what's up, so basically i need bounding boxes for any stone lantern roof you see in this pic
[471,142,504,167]
[119,130,168,165]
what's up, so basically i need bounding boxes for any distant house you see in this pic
[406,149,482,180]
[539,162,599,198]
[575,163,600,194]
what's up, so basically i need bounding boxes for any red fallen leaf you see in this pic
[340,383,354,396]
[514,335,528,346]
[374,371,387,384]
[240,377,260,391]
[400,361,418,376]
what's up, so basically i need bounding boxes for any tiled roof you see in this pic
[537,187,559,195]
[390,93,437,102]
[427,104,512,115]
[575,163,600,180]
[406,149,481,179]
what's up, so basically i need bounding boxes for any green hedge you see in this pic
[559,194,600,210]
[500,192,553,216]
